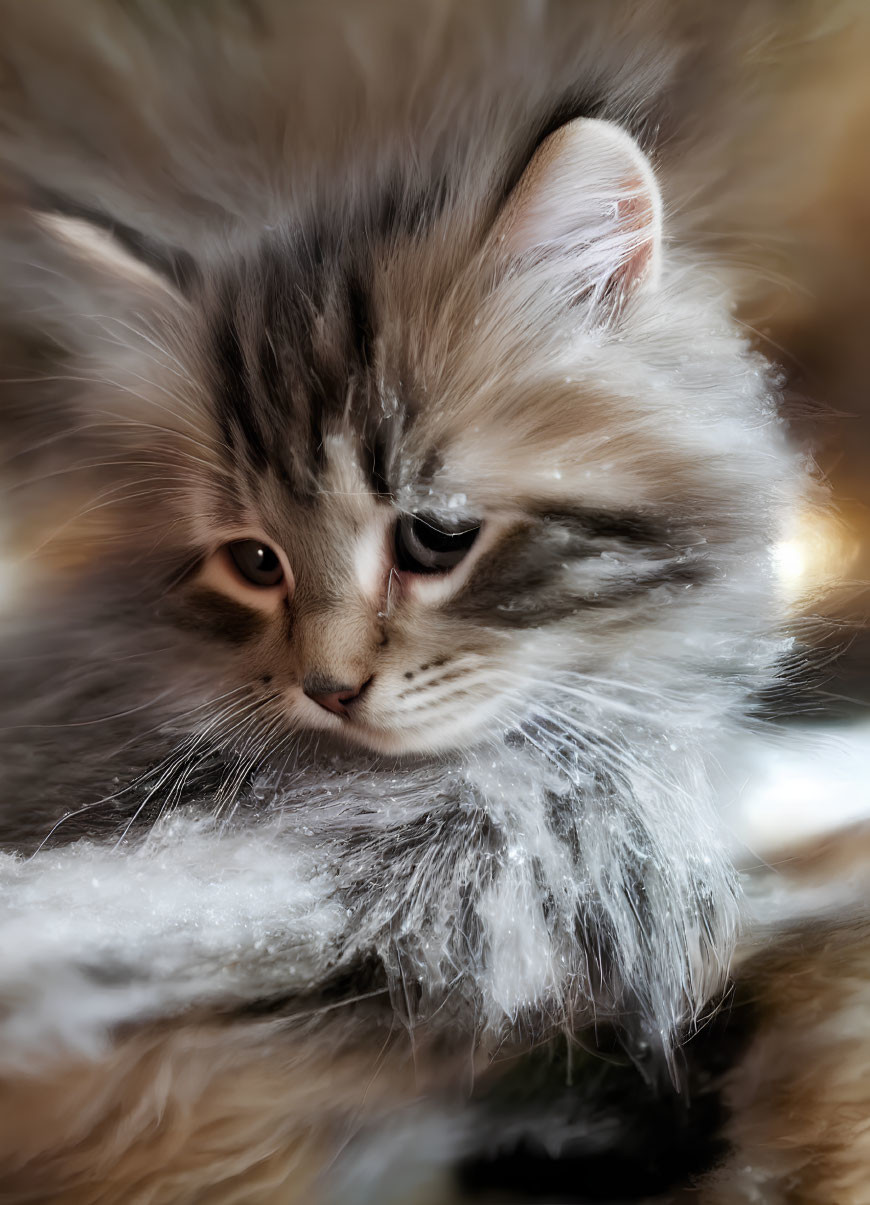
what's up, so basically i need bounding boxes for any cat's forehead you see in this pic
[194,216,744,541]
[206,234,592,459]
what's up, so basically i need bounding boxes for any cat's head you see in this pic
[0,115,808,1046]
[4,118,795,766]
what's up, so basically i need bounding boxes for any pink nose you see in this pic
[304,677,370,717]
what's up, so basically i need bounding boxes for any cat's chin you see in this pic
[330,719,482,758]
[301,711,498,759]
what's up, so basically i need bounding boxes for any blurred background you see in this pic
[723,12,870,853]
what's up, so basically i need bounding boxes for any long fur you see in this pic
[0,1,859,1200]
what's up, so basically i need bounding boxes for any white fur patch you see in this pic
[0,817,342,1069]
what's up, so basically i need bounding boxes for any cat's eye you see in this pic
[226,540,285,588]
[394,513,481,574]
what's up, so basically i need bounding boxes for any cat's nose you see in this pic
[303,675,371,717]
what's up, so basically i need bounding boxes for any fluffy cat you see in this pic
[0,0,845,1198]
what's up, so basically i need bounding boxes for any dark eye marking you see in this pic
[174,587,267,645]
[533,507,671,549]
[448,523,556,624]
[448,508,707,629]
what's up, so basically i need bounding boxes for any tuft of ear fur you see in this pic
[8,207,187,318]
[495,117,663,307]
[0,202,198,530]
[0,205,191,383]
[33,211,190,301]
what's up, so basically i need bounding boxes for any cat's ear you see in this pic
[0,201,197,452]
[33,209,197,299]
[493,117,662,306]
[0,198,194,348]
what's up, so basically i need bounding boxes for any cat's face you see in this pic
[19,119,785,766]
[175,348,708,760]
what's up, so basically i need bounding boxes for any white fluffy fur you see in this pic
[0,818,341,1068]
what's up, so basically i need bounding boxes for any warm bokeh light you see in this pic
[773,506,860,603]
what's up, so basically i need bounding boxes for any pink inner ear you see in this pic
[608,173,659,292]
[494,117,663,299]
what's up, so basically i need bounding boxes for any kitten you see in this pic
[0,0,830,1192]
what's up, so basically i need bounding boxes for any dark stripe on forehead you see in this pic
[245,240,383,493]
[212,309,270,473]
[346,270,374,368]
[206,219,428,503]
[366,428,394,500]
[256,324,284,409]
[249,260,327,493]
